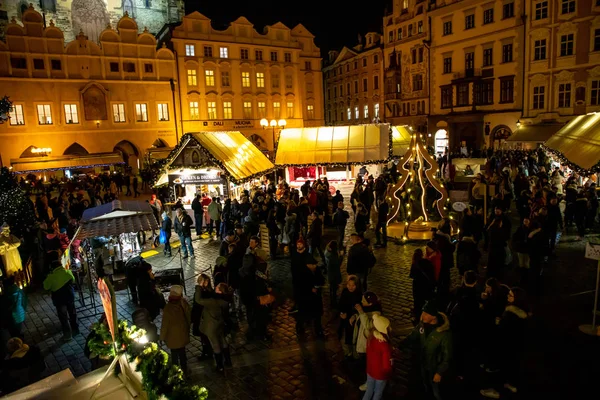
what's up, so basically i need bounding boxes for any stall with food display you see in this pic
[274,124,412,189]
[154,131,274,224]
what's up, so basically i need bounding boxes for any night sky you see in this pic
[184,0,389,56]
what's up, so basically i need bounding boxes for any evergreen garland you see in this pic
[87,319,208,400]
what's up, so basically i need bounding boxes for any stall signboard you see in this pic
[169,173,225,185]
[201,119,255,130]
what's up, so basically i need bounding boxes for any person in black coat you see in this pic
[174,208,194,258]
[161,211,172,257]
[374,198,389,248]
[307,211,325,260]
[409,248,436,320]
[546,195,563,254]
[433,220,455,305]
[346,233,373,292]
[191,194,203,235]
[219,231,237,257]
[295,255,325,339]
[337,275,362,357]
[456,235,480,275]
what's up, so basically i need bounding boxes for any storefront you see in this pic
[155,131,274,219]
[274,124,412,187]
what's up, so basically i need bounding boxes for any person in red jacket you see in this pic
[363,314,393,400]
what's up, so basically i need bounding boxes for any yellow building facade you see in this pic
[522,0,600,125]
[323,33,384,126]
[167,12,324,152]
[428,0,525,152]
[0,6,177,172]
[383,0,431,133]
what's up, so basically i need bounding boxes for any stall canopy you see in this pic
[158,132,274,184]
[10,153,124,173]
[506,124,563,144]
[391,125,412,156]
[544,112,600,170]
[76,200,159,240]
[275,124,409,166]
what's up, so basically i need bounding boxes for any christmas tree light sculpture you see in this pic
[386,130,449,236]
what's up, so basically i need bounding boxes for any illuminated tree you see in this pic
[0,167,37,238]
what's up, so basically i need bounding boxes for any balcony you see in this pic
[385,92,402,100]
[452,68,482,81]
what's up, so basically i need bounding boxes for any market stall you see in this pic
[155,131,274,222]
[505,123,563,150]
[274,124,412,186]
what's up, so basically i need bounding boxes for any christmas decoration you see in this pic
[87,319,208,400]
[387,132,449,226]
[0,223,23,277]
[0,96,12,124]
[0,167,37,238]
[542,145,600,177]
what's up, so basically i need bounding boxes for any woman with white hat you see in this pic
[160,285,191,372]
[362,314,393,400]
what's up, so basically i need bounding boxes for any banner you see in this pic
[97,278,118,341]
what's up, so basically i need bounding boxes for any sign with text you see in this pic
[201,119,256,130]
[585,242,600,261]
[169,173,224,185]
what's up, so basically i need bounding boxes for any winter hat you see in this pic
[363,291,379,305]
[169,285,183,298]
[372,314,390,335]
[422,300,439,318]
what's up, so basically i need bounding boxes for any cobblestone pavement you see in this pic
[11,207,600,400]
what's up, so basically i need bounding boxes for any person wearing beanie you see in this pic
[355,291,383,392]
[402,300,452,400]
[160,285,191,372]
[161,210,172,257]
[362,314,392,400]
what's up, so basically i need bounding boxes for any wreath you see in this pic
[87,319,208,400]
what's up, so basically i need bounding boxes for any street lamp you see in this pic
[260,118,286,183]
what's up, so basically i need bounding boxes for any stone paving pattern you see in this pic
[12,204,600,400]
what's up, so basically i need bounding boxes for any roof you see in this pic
[10,153,124,173]
[77,200,159,239]
[506,124,563,143]
[275,124,394,166]
[162,132,274,183]
[391,126,412,157]
[544,113,600,170]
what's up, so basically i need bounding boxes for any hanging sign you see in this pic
[169,173,224,185]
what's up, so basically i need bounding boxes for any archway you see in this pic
[434,129,448,156]
[491,125,512,150]
[113,140,139,172]
[63,142,89,156]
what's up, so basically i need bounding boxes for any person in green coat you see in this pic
[402,300,453,400]
[43,261,79,341]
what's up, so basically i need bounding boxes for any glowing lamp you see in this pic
[260,118,269,127]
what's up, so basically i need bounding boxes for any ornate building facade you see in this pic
[165,12,324,151]
[0,0,184,43]
[383,0,430,133]
[522,0,600,125]
[0,6,177,171]
[322,33,384,126]
[428,0,525,152]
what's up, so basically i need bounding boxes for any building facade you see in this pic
[323,33,384,126]
[522,0,600,126]
[0,6,177,171]
[383,0,431,133]
[167,12,324,152]
[0,0,184,43]
[428,0,525,153]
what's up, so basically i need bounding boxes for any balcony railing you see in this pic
[452,68,481,80]
[385,93,402,100]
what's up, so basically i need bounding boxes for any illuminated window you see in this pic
[364,105,369,119]
[221,71,230,87]
[219,47,229,58]
[374,103,380,118]
[205,69,215,86]
[347,107,351,120]
[243,101,252,118]
[8,104,24,125]
[189,102,199,119]
[287,101,294,118]
[187,69,197,86]
[185,44,195,56]
[223,101,232,119]
[207,101,217,119]
[37,104,52,125]
[157,103,169,121]
[113,103,126,123]
[354,106,359,119]
[273,101,281,118]
[258,101,266,118]
[307,104,314,119]
[256,72,265,88]
[64,104,79,124]
[242,72,250,87]
[135,103,148,122]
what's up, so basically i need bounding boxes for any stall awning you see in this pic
[77,200,159,240]
[391,125,412,157]
[544,113,600,170]
[506,124,563,143]
[10,153,124,173]
[275,124,392,166]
